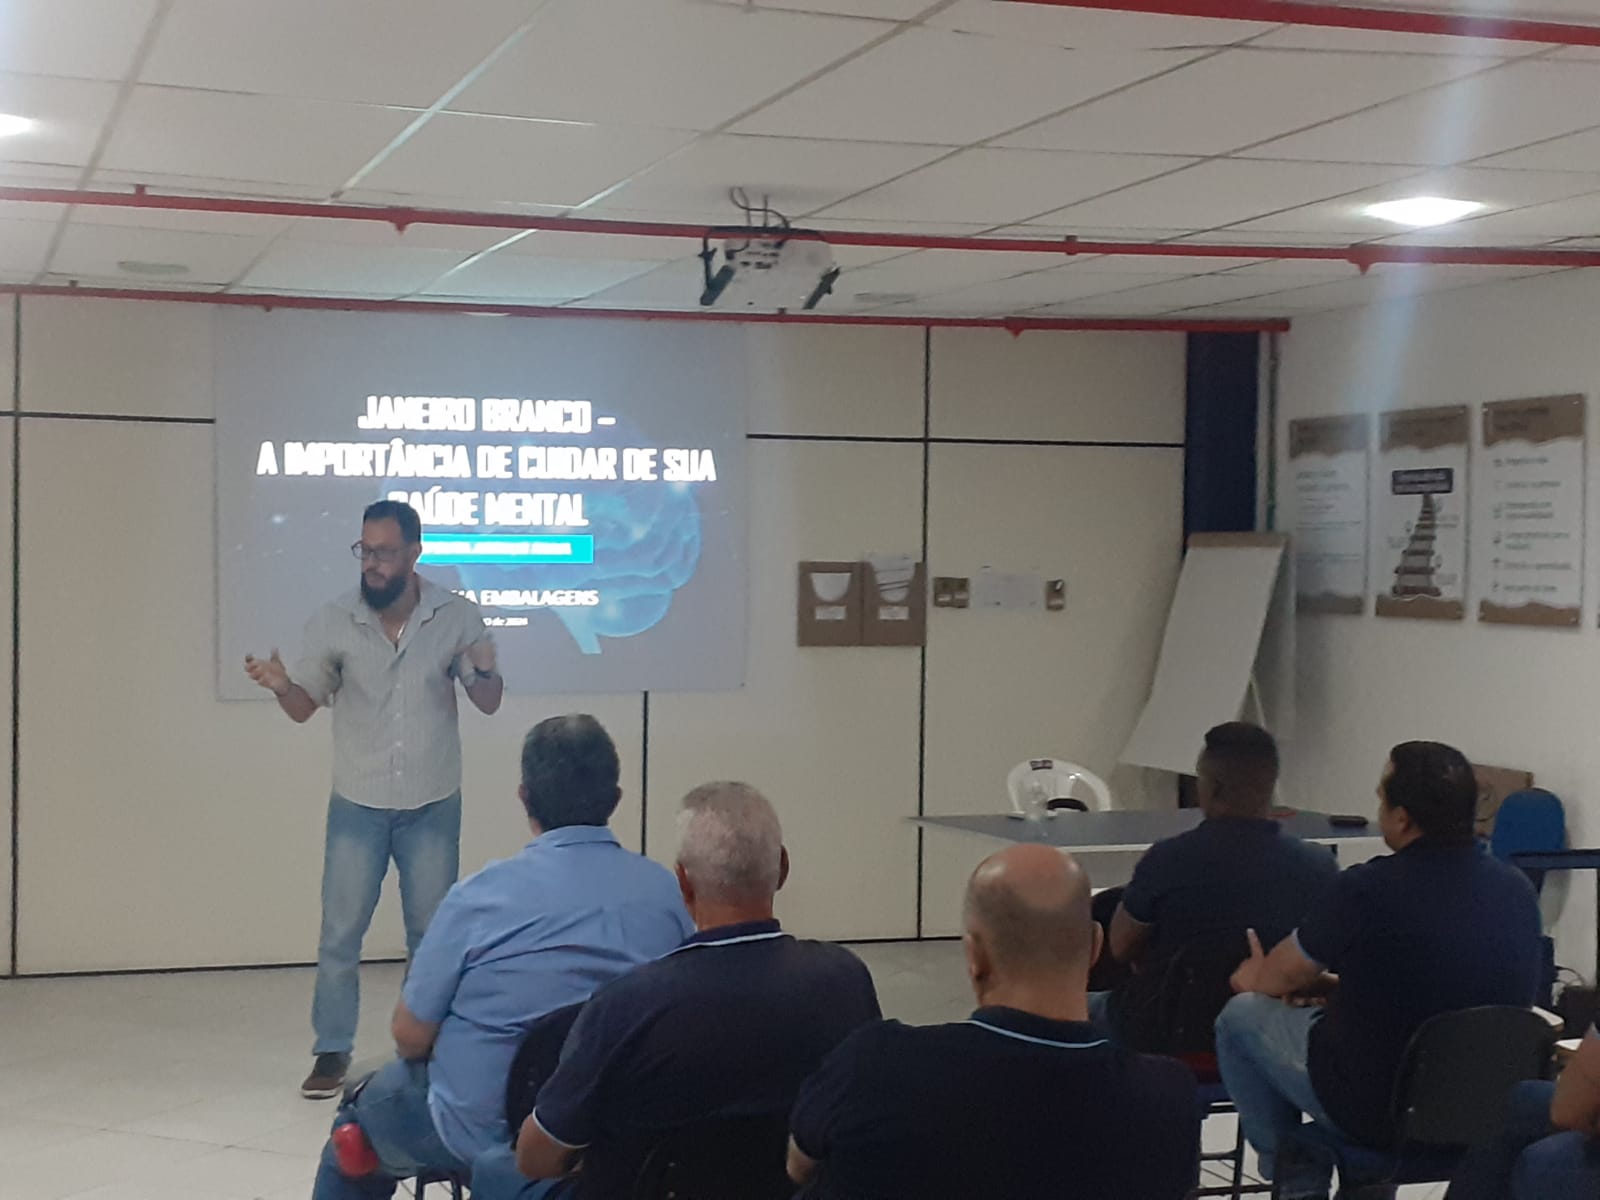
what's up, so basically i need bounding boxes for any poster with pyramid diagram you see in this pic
[1376,406,1468,620]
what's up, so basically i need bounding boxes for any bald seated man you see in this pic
[788,845,1201,1200]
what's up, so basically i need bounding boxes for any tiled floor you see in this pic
[0,942,1449,1199]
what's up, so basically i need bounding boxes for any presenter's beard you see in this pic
[360,571,409,611]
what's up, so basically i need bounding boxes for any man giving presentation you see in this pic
[244,499,504,1098]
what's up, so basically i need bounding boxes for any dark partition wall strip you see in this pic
[1184,332,1261,537]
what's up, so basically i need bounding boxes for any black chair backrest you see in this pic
[504,1001,586,1134]
[631,1112,794,1200]
[1154,929,1253,1058]
[1390,1005,1556,1149]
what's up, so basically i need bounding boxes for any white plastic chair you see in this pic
[1006,758,1113,814]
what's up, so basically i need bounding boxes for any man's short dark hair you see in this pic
[1384,740,1477,844]
[1197,722,1280,816]
[363,499,421,544]
[520,715,621,830]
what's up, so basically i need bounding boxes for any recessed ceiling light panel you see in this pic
[1363,196,1486,228]
[0,113,34,138]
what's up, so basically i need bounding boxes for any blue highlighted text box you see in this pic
[420,534,595,565]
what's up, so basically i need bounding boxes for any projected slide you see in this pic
[216,309,747,698]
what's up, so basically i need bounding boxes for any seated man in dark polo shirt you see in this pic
[1090,722,1339,1042]
[513,781,882,1199]
[788,844,1200,1200]
[1218,740,1542,1200]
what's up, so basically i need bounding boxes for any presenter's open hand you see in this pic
[1230,928,1267,995]
[244,649,292,697]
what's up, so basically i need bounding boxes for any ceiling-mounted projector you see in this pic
[699,189,839,311]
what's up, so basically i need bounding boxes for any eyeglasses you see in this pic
[351,542,408,564]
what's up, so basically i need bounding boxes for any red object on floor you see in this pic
[332,1121,381,1177]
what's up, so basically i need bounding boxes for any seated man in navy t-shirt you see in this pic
[788,844,1200,1200]
[1092,722,1339,1044]
[1218,740,1542,1200]
[513,781,882,1199]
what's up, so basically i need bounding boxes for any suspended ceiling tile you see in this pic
[0,73,120,169]
[1477,123,1600,171]
[62,204,293,238]
[1230,166,1600,236]
[590,134,951,218]
[277,217,512,253]
[452,0,884,131]
[1060,272,1313,311]
[1042,158,1414,230]
[733,27,1201,145]
[837,247,1074,299]
[1057,251,1272,274]
[1001,48,1493,157]
[820,147,1195,225]
[1246,23,1539,57]
[427,252,666,301]
[0,216,59,275]
[142,0,536,107]
[0,0,162,80]
[90,168,337,202]
[237,241,482,297]
[49,223,275,285]
[99,87,414,188]
[508,230,714,261]
[928,1,1272,48]
[578,258,709,307]
[1246,59,1600,166]
[358,114,695,210]
[909,266,1183,312]
[753,0,934,16]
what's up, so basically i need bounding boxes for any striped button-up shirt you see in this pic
[291,577,492,810]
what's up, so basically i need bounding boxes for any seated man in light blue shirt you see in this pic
[311,714,693,1200]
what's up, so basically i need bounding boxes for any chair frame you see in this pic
[1269,1005,1559,1198]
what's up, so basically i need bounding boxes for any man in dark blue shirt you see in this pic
[1218,741,1542,1200]
[513,781,881,1199]
[1092,722,1340,1043]
[788,843,1199,1200]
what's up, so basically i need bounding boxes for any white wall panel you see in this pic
[745,325,925,439]
[1279,270,1600,981]
[648,440,924,940]
[930,328,1185,444]
[22,297,214,420]
[919,442,1184,934]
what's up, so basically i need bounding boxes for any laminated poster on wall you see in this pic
[1474,395,1585,628]
[1374,406,1469,621]
[1288,414,1369,615]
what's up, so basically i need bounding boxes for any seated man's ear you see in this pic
[675,862,696,908]
[777,846,791,892]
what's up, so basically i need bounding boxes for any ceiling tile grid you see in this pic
[3,0,1600,316]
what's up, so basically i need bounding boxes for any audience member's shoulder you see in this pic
[793,937,873,978]
[1126,1049,1200,1105]
[1282,832,1341,876]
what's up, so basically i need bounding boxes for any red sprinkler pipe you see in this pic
[998,0,1600,48]
[0,284,1292,334]
[2,188,1598,271]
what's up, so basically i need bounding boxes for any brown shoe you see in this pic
[301,1052,351,1100]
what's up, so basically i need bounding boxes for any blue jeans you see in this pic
[311,1060,571,1200]
[1447,1080,1600,1200]
[1215,993,1340,1198]
[312,1059,465,1200]
[313,792,461,1055]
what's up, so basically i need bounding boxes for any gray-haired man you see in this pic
[510,782,882,1199]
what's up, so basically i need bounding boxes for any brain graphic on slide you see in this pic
[385,444,703,655]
